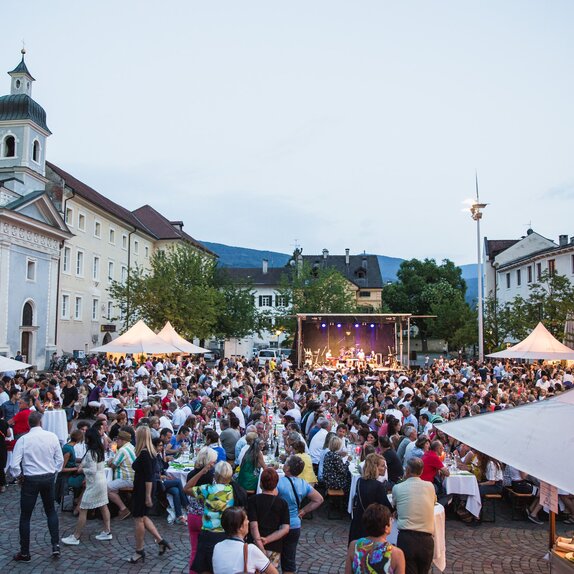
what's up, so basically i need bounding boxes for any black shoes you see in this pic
[157,539,171,555]
[52,544,61,558]
[13,553,31,562]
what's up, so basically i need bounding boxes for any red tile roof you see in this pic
[46,162,154,236]
[132,205,216,257]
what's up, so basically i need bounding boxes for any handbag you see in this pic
[233,542,261,574]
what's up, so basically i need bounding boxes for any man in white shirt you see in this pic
[284,398,301,423]
[9,411,64,561]
[172,399,190,431]
[308,418,331,465]
[229,399,246,430]
[134,377,149,403]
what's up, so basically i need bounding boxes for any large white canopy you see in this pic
[157,322,210,354]
[90,320,181,355]
[0,356,32,372]
[487,321,574,360]
[435,389,574,493]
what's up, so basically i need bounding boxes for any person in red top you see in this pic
[9,398,32,439]
[421,440,450,493]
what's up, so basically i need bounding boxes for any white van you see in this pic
[257,348,291,367]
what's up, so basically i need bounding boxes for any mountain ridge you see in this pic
[201,240,478,305]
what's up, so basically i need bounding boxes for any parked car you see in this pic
[256,348,292,367]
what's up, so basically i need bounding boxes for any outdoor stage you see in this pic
[295,313,414,370]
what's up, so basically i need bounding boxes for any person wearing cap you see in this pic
[107,430,136,520]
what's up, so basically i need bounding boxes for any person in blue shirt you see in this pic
[276,455,323,574]
[205,429,226,463]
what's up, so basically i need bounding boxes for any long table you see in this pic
[444,471,481,517]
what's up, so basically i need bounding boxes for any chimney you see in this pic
[559,234,568,247]
[262,259,268,275]
[170,220,184,232]
[322,248,329,260]
[345,248,350,265]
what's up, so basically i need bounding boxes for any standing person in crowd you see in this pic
[106,430,136,520]
[128,425,171,563]
[237,436,266,493]
[392,458,436,574]
[346,503,405,574]
[0,411,11,493]
[61,375,79,432]
[9,396,32,439]
[219,416,240,463]
[323,436,352,493]
[62,426,112,545]
[248,467,290,568]
[277,455,324,574]
[186,460,235,574]
[9,411,64,562]
[185,448,218,574]
[212,507,278,574]
[349,453,393,543]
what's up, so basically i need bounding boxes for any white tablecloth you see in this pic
[166,466,192,487]
[444,472,482,517]
[388,503,446,572]
[347,468,388,514]
[101,397,119,413]
[43,410,68,443]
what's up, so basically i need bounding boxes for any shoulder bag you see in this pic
[233,542,261,574]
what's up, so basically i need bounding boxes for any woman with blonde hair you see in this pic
[185,447,218,573]
[348,453,393,543]
[186,460,235,574]
[128,425,171,563]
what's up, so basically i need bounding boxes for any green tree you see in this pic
[382,258,475,350]
[109,245,261,341]
[485,271,574,344]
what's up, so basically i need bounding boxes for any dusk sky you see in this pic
[3,1,574,265]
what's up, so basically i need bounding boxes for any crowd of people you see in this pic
[0,352,573,573]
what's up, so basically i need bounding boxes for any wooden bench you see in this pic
[326,489,346,520]
[505,487,534,520]
[481,493,503,522]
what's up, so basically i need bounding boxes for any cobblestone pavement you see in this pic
[0,484,571,573]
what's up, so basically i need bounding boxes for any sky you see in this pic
[2,1,574,265]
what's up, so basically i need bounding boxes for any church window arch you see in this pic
[32,139,40,163]
[22,300,34,327]
[3,135,16,158]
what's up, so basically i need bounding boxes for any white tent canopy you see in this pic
[0,356,32,372]
[157,322,209,354]
[435,389,574,493]
[487,321,574,360]
[90,320,181,355]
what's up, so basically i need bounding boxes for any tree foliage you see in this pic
[382,258,476,350]
[484,271,574,351]
[108,245,262,341]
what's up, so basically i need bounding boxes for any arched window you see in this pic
[3,135,16,158]
[32,140,40,162]
[22,301,33,326]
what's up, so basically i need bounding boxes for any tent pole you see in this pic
[549,511,556,551]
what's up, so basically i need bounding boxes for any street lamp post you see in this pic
[470,174,487,363]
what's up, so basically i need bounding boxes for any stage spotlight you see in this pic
[354,323,359,328]
[336,323,342,328]
[321,323,326,328]
[370,323,375,328]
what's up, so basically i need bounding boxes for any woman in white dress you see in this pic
[62,426,112,545]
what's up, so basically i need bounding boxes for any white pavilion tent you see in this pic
[90,320,180,355]
[157,322,210,354]
[487,322,574,361]
[435,389,574,494]
[0,356,32,372]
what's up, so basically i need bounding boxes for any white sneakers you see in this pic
[95,531,113,541]
[62,532,113,545]
[61,535,80,546]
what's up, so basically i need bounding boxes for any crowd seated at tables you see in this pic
[1,353,573,572]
